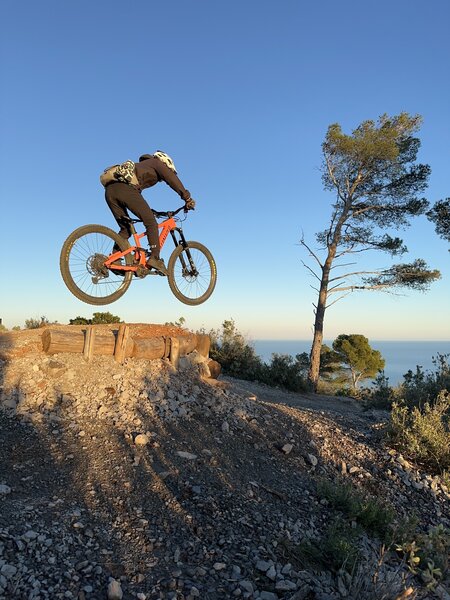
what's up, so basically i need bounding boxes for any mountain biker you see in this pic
[104,151,196,275]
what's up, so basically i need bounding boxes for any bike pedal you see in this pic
[135,266,149,278]
[146,269,165,277]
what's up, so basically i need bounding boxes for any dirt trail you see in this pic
[222,376,365,417]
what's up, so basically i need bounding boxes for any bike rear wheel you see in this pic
[60,224,133,305]
[167,241,217,305]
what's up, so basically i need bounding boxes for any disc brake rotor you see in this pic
[87,253,109,279]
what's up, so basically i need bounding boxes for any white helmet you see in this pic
[153,150,177,174]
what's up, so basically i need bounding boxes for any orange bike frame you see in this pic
[104,216,178,273]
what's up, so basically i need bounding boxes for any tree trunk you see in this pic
[307,236,344,391]
[351,369,358,393]
[306,202,350,392]
[307,270,329,392]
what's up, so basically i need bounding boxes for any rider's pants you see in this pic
[105,182,160,257]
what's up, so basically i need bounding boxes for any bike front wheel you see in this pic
[167,241,217,305]
[60,224,133,305]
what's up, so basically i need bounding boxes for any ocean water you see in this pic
[253,340,450,386]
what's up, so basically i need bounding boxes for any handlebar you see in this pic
[152,205,187,219]
[121,205,190,225]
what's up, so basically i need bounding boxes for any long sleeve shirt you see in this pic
[134,157,191,201]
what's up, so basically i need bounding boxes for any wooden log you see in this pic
[208,359,222,379]
[178,333,197,356]
[132,337,166,360]
[163,336,171,358]
[196,334,211,358]
[169,337,180,368]
[83,327,96,362]
[41,328,211,361]
[42,329,84,354]
[42,328,116,355]
[114,324,130,363]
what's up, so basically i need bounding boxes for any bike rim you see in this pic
[67,232,130,300]
[172,247,214,301]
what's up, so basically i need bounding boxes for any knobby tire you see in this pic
[60,224,133,305]
[167,241,217,306]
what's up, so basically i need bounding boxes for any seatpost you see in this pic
[129,221,137,235]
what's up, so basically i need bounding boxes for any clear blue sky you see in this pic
[1,0,449,341]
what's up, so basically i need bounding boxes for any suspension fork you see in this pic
[170,228,198,273]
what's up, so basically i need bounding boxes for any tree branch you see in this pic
[301,260,321,282]
[328,283,404,295]
[325,291,352,308]
[326,155,346,202]
[349,169,363,196]
[330,261,358,270]
[329,269,382,283]
[300,238,323,268]
[327,281,346,292]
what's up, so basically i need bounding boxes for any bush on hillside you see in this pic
[208,320,308,391]
[258,353,308,392]
[388,391,450,475]
[25,316,55,329]
[208,319,264,381]
[361,372,398,410]
[401,353,450,407]
[69,312,122,325]
[362,353,449,411]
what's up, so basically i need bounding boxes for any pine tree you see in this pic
[302,113,440,391]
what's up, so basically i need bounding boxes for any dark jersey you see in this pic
[134,157,191,200]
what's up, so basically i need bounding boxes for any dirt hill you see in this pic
[0,327,448,600]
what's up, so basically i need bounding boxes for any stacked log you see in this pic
[41,328,210,366]
[42,329,117,355]
[133,336,168,360]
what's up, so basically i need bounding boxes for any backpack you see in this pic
[100,160,140,188]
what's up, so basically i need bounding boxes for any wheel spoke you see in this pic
[168,242,216,305]
[60,226,132,305]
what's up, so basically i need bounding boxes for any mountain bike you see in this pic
[60,206,217,306]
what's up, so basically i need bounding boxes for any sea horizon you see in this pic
[252,339,450,386]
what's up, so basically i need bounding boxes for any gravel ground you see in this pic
[0,329,449,600]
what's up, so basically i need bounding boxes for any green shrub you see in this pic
[209,319,264,381]
[69,316,91,325]
[69,312,122,325]
[25,316,53,329]
[164,316,186,328]
[333,386,355,398]
[401,353,450,408]
[282,475,448,588]
[388,390,450,474]
[208,320,308,391]
[317,479,395,542]
[363,353,449,411]
[258,353,308,392]
[361,372,398,410]
[396,524,450,589]
[294,518,360,573]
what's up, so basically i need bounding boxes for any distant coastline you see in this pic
[253,340,450,386]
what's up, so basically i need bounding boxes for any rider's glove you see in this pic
[185,198,196,211]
